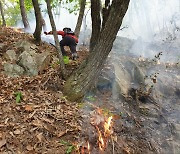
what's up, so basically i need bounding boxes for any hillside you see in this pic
[0,27,88,153]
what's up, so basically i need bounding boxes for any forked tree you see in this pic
[63,0,130,101]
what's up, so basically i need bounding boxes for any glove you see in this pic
[44,32,48,35]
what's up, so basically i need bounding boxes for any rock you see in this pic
[18,50,51,76]
[36,52,51,73]
[0,43,4,50]
[18,51,38,76]
[3,50,17,61]
[15,40,38,52]
[113,36,134,54]
[139,104,159,118]
[3,62,24,77]
[97,76,113,91]
[113,61,131,96]
[124,60,145,85]
[1,39,51,77]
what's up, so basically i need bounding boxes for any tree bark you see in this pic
[40,12,47,32]
[32,0,42,43]
[0,1,6,26]
[45,0,67,78]
[90,0,101,51]
[63,0,130,102]
[19,0,30,30]
[74,0,86,38]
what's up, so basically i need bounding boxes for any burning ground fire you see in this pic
[76,109,114,154]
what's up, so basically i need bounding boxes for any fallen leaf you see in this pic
[0,139,6,148]
[57,130,68,137]
[31,120,43,128]
[4,118,9,124]
[14,129,21,135]
[24,105,33,112]
[26,145,33,151]
[36,133,44,142]
[28,110,37,119]
[42,117,54,124]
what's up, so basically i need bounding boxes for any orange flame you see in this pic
[95,116,113,151]
[97,126,105,151]
[104,116,113,136]
[81,146,84,154]
[87,142,90,154]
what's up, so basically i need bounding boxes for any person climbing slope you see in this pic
[44,27,79,60]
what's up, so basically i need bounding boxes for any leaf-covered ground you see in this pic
[0,27,165,154]
[0,27,88,153]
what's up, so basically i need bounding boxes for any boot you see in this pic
[72,53,78,60]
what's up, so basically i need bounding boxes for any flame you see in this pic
[95,116,113,151]
[104,116,113,136]
[87,142,90,154]
[81,146,84,154]
[97,126,105,151]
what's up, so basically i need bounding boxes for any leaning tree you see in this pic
[19,0,30,29]
[32,0,42,43]
[63,0,130,101]
[74,0,86,38]
[0,0,6,26]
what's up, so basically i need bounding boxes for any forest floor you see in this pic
[0,27,89,154]
[0,27,157,154]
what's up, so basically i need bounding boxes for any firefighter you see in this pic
[44,27,78,60]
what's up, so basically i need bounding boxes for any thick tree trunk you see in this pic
[45,0,67,78]
[32,0,42,43]
[19,0,30,30]
[63,0,130,102]
[90,0,101,51]
[74,0,86,38]
[0,1,6,26]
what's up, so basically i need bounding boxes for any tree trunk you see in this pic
[63,0,130,102]
[74,0,86,38]
[90,0,101,51]
[40,12,47,32]
[32,0,42,43]
[45,0,67,78]
[19,0,30,30]
[0,1,6,26]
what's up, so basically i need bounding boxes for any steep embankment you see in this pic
[0,27,88,153]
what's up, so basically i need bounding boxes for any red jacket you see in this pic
[57,31,78,43]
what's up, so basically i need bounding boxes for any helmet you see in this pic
[63,27,71,33]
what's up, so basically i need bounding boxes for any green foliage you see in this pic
[60,140,76,154]
[66,145,75,154]
[63,56,70,64]
[77,102,85,108]
[0,0,34,26]
[14,91,23,103]
[2,0,21,26]
[86,95,96,101]
[24,0,33,12]
[62,0,80,14]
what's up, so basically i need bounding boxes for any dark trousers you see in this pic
[60,36,77,56]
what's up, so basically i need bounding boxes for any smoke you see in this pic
[119,0,180,40]
[15,0,180,61]
[115,0,180,63]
